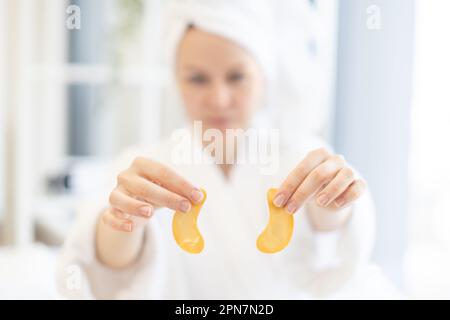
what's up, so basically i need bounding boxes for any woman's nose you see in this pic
[206,83,232,110]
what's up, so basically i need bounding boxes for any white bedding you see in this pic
[0,244,61,299]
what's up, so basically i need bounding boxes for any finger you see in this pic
[285,155,345,214]
[332,179,366,209]
[132,157,204,204]
[315,167,355,207]
[109,188,154,218]
[111,208,131,220]
[101,208,134,232]
[274,148,331,208]
[125,175,192,213]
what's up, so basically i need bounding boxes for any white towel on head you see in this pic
[162,0,277,82]
[160,0,279,132]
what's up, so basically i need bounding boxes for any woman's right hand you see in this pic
[101,157,204,233]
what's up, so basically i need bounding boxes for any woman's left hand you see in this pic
[273,147,366,217]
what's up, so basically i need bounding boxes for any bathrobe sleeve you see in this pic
[303,174,376,270]
[56,145,170,300]
[280,134,377,298]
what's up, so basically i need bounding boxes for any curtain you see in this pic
[334,0,415,286]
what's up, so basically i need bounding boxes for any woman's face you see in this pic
[176,27,264,133]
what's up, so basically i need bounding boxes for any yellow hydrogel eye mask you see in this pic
[172,189,207,254]
[257,188,294,254]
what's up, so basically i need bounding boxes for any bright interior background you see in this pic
[0,0,449,299]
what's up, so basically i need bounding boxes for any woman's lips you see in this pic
[207,118,231,128]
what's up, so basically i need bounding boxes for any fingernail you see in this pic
[334,199,345,208]
[138,206,152,217]
[117,211,130,219]
[273,194,286,207]
[317,194,329,207]
[286,201,297,214]
[179,200,191,213]
[123,222,132,232]
[190,189,204,203]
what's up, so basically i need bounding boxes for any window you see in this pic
[406,0,450,298]
[66,0,144,157]
[26,0,155,243]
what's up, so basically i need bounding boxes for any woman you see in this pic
[57,0,376,299]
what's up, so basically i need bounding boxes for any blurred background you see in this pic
[0,0,449,299]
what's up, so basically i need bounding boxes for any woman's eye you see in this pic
[228,73,245,83]
[188,75,208,85]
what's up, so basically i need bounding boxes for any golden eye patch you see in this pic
[257,188,294,254]
[172,189,207,254]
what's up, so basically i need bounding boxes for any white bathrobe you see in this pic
[56,130,386,300]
